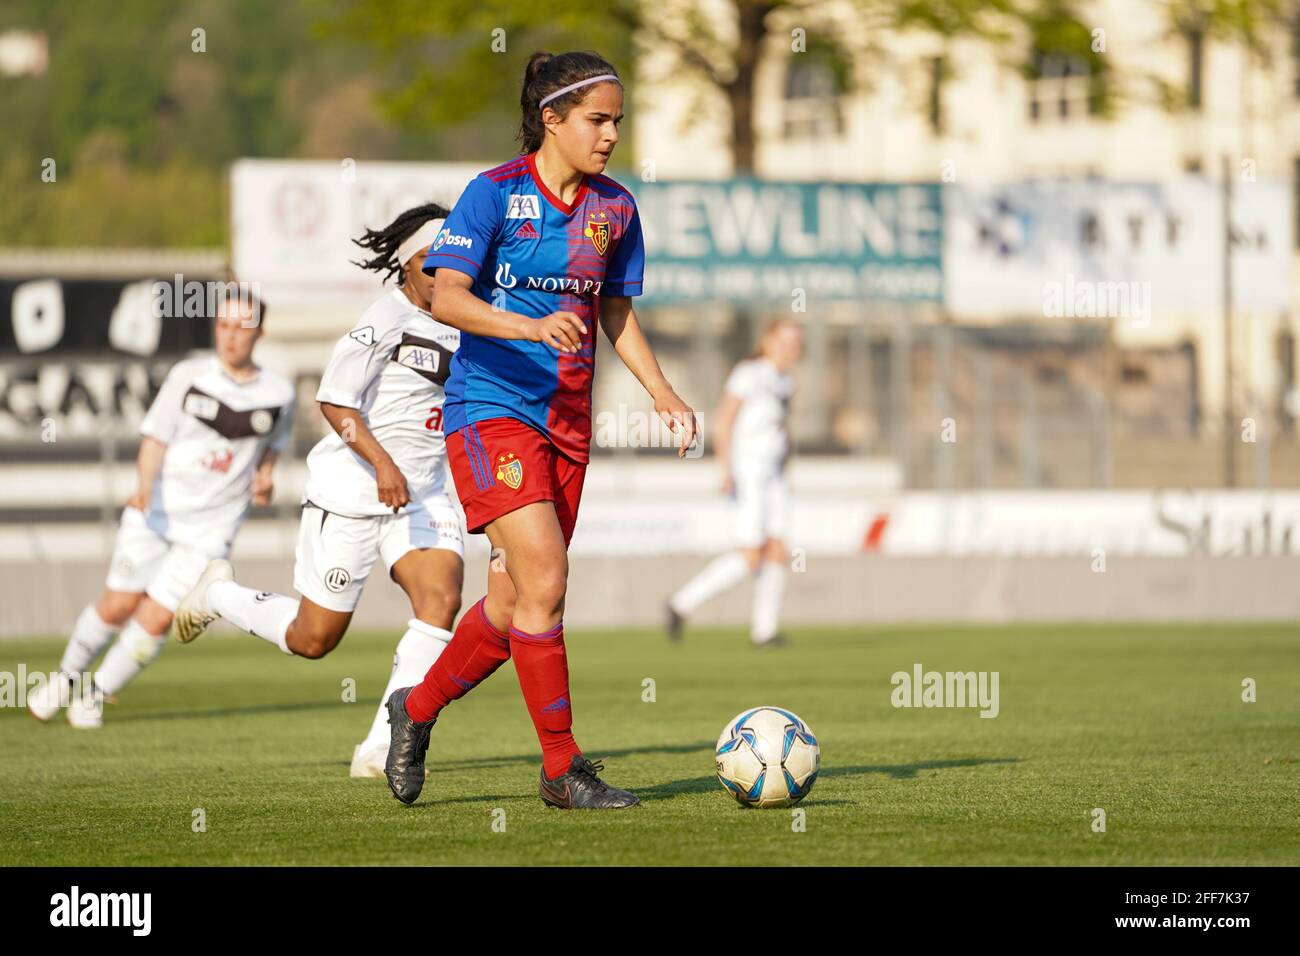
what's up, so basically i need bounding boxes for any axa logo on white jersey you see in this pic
[432,228,473,252]
[495,261,602,296]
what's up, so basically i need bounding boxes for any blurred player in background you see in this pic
[666,318,803,647]
[382,50,698,809]
[28,291,294,727]
[170,204,464,778]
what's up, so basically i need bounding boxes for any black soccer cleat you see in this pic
[384,687,434,805]
[539,755,641,810]
[665,603,685,643]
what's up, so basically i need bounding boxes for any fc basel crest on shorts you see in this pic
[393,333,454,386]
[584,211,611,256]
[495,452,523,490]
[182,386,281,440]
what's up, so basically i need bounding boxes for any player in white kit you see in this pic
[666,318,804,647]
[28,291,295,727]
[170,203,466,778]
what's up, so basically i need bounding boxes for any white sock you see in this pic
[751,561,787,644]
[208,580,297,655]
[359,619,453,751]
[95,620,164,696]
[60,604,120,675]
[669,551,751,616]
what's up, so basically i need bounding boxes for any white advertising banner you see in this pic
[230,159,481,306]
[568,489,1300,557]
[943,178,1292,320]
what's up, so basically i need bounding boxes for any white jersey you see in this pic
[139,354,296,547]
[304,288,460,518]
[724,357,795,468]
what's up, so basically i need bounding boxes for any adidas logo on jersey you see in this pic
[515,220,539,240]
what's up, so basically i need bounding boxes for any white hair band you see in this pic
[539,74,620,111]
[396,218,445,267]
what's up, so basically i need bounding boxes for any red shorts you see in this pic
[446,416,587,547]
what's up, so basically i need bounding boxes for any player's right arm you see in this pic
[127,437,167,511]
[318,403,410,512]
[713,392,742,494]
[129,358,196,510]
[431,270,586,353]
[316,315,411,513]
[424,174,585,352]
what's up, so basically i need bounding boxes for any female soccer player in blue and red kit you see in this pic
[383,51,698,809]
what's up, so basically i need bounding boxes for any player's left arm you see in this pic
[599,296,699,458]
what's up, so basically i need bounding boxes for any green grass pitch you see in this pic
[1,623,1297,866]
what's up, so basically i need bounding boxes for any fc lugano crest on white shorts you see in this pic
[293,495,465,613]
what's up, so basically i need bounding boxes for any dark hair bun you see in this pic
[525,51,553,86]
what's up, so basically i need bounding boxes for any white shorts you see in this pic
[732,467,789,549]
[294,495,465,613]
[104,508,230,612]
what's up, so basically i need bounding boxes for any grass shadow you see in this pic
[821,756,1020,780]
[636,756,1021,802]
[106,699,344,722]
[429,740,714,774]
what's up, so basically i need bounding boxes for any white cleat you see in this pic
[27,675,70,722]
[171,559,234,644]
[67,689,104,729]
[350,742,389,779]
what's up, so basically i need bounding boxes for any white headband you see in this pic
[396,218,445,267]
[539,74,620,111]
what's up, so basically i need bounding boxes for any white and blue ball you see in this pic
[715,706,820,808]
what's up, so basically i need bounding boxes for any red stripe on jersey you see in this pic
[433,251,480,269]
[544,217,600,462]
[590,173,635,203]
[485,158,529,181]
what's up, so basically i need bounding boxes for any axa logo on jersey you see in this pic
[505,194,540,219]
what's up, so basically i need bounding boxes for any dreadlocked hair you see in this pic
[351,202,450,286]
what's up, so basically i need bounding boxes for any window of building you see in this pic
[1026,51,1099,123]
[781,50,846,140]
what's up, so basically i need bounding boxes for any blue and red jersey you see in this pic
[423,151,645,464]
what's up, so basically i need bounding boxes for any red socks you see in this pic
[404,598,511,723]
[509,623,581,778]
[403,600,581,779]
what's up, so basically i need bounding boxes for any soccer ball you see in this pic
[715,706,820,808]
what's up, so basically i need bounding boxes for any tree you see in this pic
[329,0,1100,172]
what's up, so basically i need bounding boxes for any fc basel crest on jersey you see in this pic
[584,211,611,256]
[393,332,454,386]
[182,386,281,440]
[495,452,523,490]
